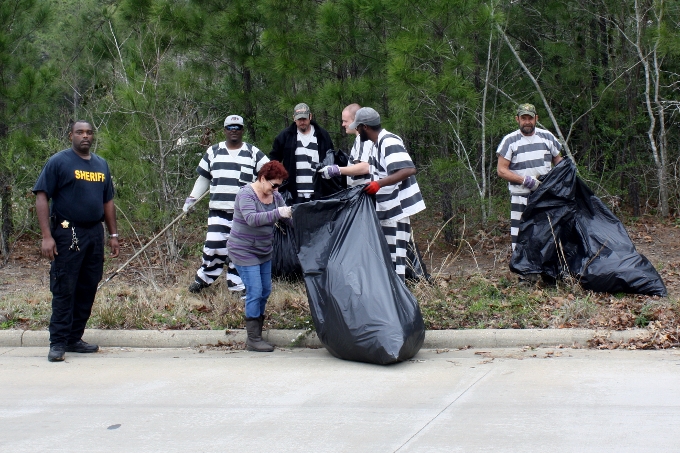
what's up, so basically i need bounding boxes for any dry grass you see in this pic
[2,272,680,348]
[0,275,311,331]
[2,229,680,349]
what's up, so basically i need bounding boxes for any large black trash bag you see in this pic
[271,222,302,279]
[511,158,667,296]
[292,186,425,364]
[271,190,302,279]
[312,149,349,198]
[272,152,350,279]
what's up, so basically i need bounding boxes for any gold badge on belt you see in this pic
[61,220,70,228]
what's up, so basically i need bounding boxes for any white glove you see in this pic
[318,165,341,179]
[523,175,541,192]
[183,197,197,212]
[277,206,292,218]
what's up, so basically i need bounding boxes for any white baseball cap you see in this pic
[224,115,244,127]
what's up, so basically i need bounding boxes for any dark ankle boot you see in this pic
[256,315,264,337]
[258,315,274,349]
[245,318,274,352]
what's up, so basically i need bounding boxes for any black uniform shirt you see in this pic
[33,148,114,223]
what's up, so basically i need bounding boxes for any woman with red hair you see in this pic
[228,160,292,352]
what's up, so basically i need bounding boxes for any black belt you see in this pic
[51,215,101,229]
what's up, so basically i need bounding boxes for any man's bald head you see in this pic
[342,103,362,134]
[343,104,361,117]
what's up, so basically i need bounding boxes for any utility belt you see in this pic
[51,214,102,230]
[50,214,102,252]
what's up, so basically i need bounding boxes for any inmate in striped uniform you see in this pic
[295,125,319,200]
[496,128,561,250]
[194,141,269,290]
[368,129,426,281]
[347,135,371,187]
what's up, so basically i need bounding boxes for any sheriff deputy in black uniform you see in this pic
[33,120,120,362]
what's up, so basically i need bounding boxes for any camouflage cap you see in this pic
[517,103,537,117]
[293,103,311,120]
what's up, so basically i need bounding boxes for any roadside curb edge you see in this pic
[0,328,648,349]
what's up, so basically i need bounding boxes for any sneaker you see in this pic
[48,344,66,362]
[65,340,99,353]
[188,281,209,294]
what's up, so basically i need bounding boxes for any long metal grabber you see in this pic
[97,189,210,290]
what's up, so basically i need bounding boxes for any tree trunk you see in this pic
[441,187,456,244]
[154,117,178,258]
[0,178,12,256]
[498,25,575,162]
[634,0,668,217]
[0,111,10,256]
[244,68,255,141]
[652,17,669,217]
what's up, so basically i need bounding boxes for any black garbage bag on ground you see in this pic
[510,158,666,296]
[292,186,425,364]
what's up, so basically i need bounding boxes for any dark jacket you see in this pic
[269,120,334,204]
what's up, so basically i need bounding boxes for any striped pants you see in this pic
[380,216,411,282]
[194,210,244,291]
[510,194,529,251]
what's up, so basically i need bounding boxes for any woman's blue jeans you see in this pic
[233,261,272,319]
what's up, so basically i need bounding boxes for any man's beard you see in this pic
[359,129,369,142]
[520,124,535,135]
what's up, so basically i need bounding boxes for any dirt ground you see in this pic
[2,214,679,299]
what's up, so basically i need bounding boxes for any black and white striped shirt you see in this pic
[197,141,269,211]
[348,135,371,187]
[295,125,319,198]
[368,129,426,221]
[496,128,562,195]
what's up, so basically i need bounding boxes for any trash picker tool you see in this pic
[97,189,210,290]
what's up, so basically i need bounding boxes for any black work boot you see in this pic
[65,340,99,353]
[48,344,66,362]
[245,318,274,352]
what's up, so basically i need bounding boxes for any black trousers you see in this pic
[49,223,104,346]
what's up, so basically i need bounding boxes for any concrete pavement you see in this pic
[1,346,679,452]
[0,328,648,349]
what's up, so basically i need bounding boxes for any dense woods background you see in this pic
[1,0,679,260]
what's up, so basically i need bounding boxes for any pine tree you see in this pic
[0,0,56,256]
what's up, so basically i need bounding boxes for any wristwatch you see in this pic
[109,234,119,238]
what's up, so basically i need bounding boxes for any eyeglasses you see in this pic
[225,125,243,131]
[267,180,282,189]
